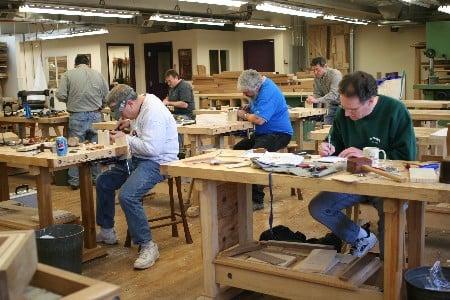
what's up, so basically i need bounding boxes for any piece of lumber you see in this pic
[222,242,262,257]
[294,249,338,273]
[339,253,382,287]
[260,240,334,251]
[246,250,286,265]
[0,230,38,300]
[339,253,377,281]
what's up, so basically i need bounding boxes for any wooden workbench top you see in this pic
[0,144,127,169]
[409,109,450,121]
[309,126,443,142]
[0,114,69,124]
[289,108,327,119]
[197,91,313,98]
[403,100,450,109]
[161,150,450,203]
[177,121,253,135]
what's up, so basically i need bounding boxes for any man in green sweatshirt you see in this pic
[308,71,416,257]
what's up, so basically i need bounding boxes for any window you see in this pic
[209,50,229,75]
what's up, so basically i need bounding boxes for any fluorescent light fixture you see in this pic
[438,6,450,14]
[150,13,229,26]
[19,3,139,18]
[30,28,109,40]
[178,0,247,7]
[236,22,287,30]
[324,15,369,25]
[256,1,323,18]
[399,0,431,8]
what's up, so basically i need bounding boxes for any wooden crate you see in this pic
[28,263,120,299]
[0,230,38,300]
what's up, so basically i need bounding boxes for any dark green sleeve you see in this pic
[178,83,194,107]
[387,107,417,161]
[329,112,346,156]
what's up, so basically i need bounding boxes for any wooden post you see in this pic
[414,47,422,100]
[407,201,425,268]
[383,199,406,300]
[237,183,252,244]
[36,167,53,228]
[0,162,9,201]
[198,180,220,298]
[79,163,96,249]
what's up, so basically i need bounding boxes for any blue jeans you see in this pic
[309,192,384,254]
[96,158,164,245]
[68,111,102,186]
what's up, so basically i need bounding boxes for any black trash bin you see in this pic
[405,266,450,300]
[35,224,84,274]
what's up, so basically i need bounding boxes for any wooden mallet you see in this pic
[347,157,406,183]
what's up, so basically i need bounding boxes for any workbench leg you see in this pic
[36,167,53,228]
[198,180,220,298]
[63,124,69,137]
[52,125,62,137]
[298,120,304,150]
[407,201,425,268]
[237,183,253,244]
[0,162,9,201]
[30,124,36,138]
[79,163,96,249]
[39,125,50,139]
[383,199,406,300]
[18,124,26,139]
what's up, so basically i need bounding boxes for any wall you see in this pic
[354,25,426,99]
[0,35,19,97]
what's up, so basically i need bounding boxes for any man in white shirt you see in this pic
[95,84,179,269]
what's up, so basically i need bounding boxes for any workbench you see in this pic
[409,110,450,127]
[0,144,128,261]
[0,114,69,139]
[161,150,450,300]
[309,126,446,159]
[289,107,327,150]
[403,100,450,109]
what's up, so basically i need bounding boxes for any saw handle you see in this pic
[361,165,406,183]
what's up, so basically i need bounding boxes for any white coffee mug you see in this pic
[363,147,386,166]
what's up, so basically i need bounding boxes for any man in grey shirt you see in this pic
[306,57,342,125]
[56,54,109,189]
[163,69,195,119]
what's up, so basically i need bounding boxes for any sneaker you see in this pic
[134,241,160,269]
[96,228,118,245]
[253,202,264,211]
[350,230,378,257]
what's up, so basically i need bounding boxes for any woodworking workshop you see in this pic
[1,1,450,300]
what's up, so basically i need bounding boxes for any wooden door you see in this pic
[144,42,173,99]
[243,39,275,72]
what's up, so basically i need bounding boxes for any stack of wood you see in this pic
[423,59,450,84]
[0,42,7,79]
[192,71,310,93]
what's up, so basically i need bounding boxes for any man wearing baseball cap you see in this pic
[95,84,179,269]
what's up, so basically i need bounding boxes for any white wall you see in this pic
[0,35,19,97]
[354,25,426,100]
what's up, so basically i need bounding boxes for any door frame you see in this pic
[144,42,173,95]
[106,43,136,90]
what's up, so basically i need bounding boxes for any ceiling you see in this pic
[0,0,449,35]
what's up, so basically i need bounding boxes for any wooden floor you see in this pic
[6,173,450,300]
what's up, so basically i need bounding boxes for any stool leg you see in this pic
[290,188,296,196]
[176,177,193,244]
[296,188,303,200]
[168,177,179,237]
[124,229,131,247]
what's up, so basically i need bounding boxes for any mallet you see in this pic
[347,157,406,183]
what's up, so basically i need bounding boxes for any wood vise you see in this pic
[347,157,406,183]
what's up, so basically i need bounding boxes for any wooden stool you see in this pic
[124,176,193,247]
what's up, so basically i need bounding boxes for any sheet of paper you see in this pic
[313,156,347,163]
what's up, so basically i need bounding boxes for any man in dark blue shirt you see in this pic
[234,69,293,210]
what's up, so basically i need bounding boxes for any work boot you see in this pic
[350,229,378,257]
[134,241,160,270]
[96,228,118,245]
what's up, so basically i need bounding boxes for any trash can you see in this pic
[405,267,450,300]
[35,224,84,274]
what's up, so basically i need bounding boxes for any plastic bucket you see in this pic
[35,224,84,274]
[404,267,450,300]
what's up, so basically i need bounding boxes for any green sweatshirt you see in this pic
[330,95,416,161]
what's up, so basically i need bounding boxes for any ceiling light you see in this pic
[150,13,229,26]
[178,0,247,7]
[19,3,139,18]
[26,27,109,41]
[256,1,323,18]
[438,6,450,14]
[399,0,431,8]
[236,22,287,30]
[324,15,369,25]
